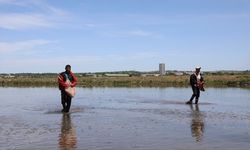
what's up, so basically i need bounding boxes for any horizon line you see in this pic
[1,69,249,74]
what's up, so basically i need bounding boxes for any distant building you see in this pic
[141,74,160,77]
[174,72,184,76]
[104,74,130,77]
[4,74,15,78]
[159,63,166,75]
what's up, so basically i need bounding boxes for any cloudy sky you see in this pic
[0,0,249,73]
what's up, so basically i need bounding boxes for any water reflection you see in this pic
[189,104,205,142]
[58,113,77,150]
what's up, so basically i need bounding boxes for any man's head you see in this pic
[195,66,201,73]
[65,64,71,73]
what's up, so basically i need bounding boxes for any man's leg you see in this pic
[195,88,200,104]
[65,95,72,113]
[186,86,196,104]
[61,91,67,112]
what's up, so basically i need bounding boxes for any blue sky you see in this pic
[0,0,249,73]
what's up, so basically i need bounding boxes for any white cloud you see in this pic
[0,0,71,30]
[127,30,153,36]
[0,0,22,5]
[0,13,53,30]
[0,0,63,13]
[105,52,161,61]
[100,30,160,38]
[0,51,163,72]
[0,39,55,53]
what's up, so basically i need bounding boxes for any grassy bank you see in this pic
[1,74,250,88]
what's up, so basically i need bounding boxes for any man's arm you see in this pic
[190,74,197,86]
[70,72,77,87]
[58,74,69,87]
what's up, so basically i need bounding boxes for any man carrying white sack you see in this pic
[58,64,77,113]
[186,67,205,105]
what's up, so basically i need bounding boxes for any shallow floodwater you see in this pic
[0,87,250,150]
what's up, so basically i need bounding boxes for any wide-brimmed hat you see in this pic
[195,66,201,70]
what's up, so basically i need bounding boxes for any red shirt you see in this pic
[58,71,77,90]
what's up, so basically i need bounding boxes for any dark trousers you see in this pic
[189,86,200,103]
[61,90,72,112]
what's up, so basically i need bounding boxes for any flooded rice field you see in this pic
[0,87,250,150]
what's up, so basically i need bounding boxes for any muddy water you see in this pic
[0,87,250,150]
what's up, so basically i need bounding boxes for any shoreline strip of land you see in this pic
[1,73,250,88]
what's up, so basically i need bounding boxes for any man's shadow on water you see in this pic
[58,113,77,150]
[189,104,205,142]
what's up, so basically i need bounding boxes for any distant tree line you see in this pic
[0,70,249,78]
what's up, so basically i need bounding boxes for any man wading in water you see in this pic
[58,65,77,113]
[186,67,205,104]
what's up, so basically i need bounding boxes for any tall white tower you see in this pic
[159,63,166,75]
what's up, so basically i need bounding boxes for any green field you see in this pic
[1,74,250,88]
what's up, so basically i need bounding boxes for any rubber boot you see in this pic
[186,100,192,104]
